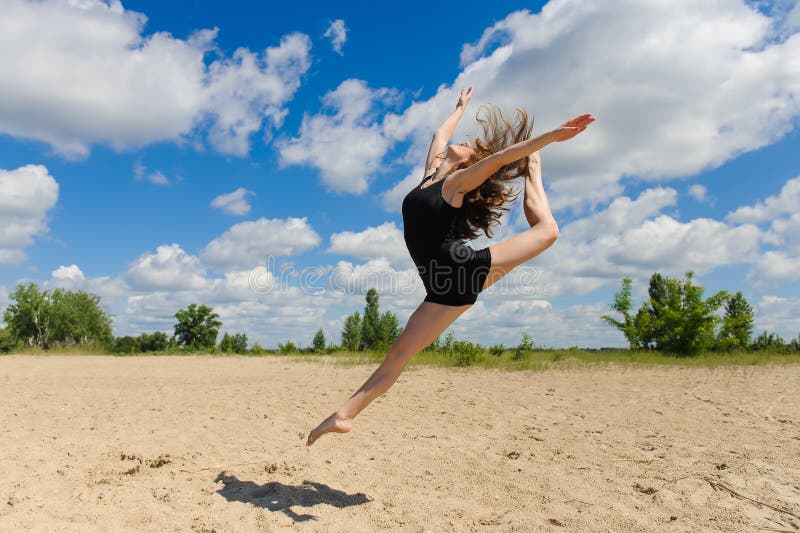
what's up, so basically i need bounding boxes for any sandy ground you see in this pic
[0,355,798,533]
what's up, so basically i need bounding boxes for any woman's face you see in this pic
[446,142,475,164]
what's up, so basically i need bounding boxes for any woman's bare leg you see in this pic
[483,152,558,291]
[522,152,549,227]
[306,300,471,446]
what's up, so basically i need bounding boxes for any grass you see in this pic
[4,347,799,372]
[244,347,800,372]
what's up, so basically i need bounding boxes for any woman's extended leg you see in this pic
[306,300,471,446]
[483,151,558,291]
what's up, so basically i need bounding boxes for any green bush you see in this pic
[113,336,140,354]
[452,340,482,367]
[249,343,268,355]
[0,328,15,353]
[512,333,535,361]
[278,341,298,354]
[489,344,505,357]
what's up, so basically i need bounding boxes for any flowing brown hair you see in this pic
[449,104,534,241]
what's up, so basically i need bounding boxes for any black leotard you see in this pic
[401,174,492,306]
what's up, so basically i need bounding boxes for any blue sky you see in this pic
[0,0,798,348]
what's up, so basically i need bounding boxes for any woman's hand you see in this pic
[550,114,595,142]
[456,87,473,109]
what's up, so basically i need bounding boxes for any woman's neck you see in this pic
[434,158,455,179]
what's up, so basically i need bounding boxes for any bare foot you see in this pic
[306,412,352,446]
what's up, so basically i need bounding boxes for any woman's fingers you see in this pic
[563,114,595,128]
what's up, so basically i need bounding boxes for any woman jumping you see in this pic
[307,87,594,446]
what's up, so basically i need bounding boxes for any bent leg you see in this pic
[306,300,471,446]
[483,153,558,291]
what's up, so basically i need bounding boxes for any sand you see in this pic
[0,355,798,532]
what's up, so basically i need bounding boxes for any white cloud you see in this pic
[753,295,800,341]
[726,176,800,224]
[559,187,677,243]
[277,79,397,194]
[747,251,800,285]
[770,212,800,253]
[483,186,765,298]
[327,222,411,266]
[126,244,208,291]
[323,19,347,55]
[0,164,59,266]
[377,1,800,214]
[201,217,321,271]
[688,184,707,202]
[0,0,311,157]
[210,188,254,216]
[133,162,169,185]
[51,264,86,289]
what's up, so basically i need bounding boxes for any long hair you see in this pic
[450,104,533,241]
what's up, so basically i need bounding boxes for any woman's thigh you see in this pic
[387,301,471,368]
[482,224,557,291]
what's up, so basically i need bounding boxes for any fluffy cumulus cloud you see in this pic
[277,79,397,194]
[323,19,347,55]
[201,217,321,271]
[753,295,800,341]
[210,188,254,216]
[326,222,411,266]
[0,0,311,157]
[725,176,800,285]
[726,176,800,224]
[126,244,208,291]
[51,264,86,289]
[459,185,764,299]
[373,0,800,214]
[0,165,59,266]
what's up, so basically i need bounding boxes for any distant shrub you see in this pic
[0,328,15,353]
[278,341,298,354]
[512,333,535,361]
[489,344,505,357]
[249,343,268,355]
[113,336,139,354]
[452,340,482,367]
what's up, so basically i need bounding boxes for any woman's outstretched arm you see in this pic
[449,113,595,195]
[424,87,473,176]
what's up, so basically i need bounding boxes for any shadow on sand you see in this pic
[214,473,373,522]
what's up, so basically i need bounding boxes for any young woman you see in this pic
[307,88,594,446]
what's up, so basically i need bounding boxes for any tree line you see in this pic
[602,271,800,356]
[0,283,402,355]
[2,274,798,358]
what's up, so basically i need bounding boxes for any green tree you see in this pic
[113,336,140,354]
[174,304,222,350]
[231,333,248,353]
[50,289,113,347]
[601,277,644,349]
[3,282,53,348]
[312,328,326,353]
[639,271,729,356]
[376,311,401,351]
[716,291,754,350]
[0,327,15,353]
[603,272,731,356]
[219,332,234,353]
[138,332,168,352]
[360,288,381,350]
[341,312,361,352]
[751,330,786,351]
